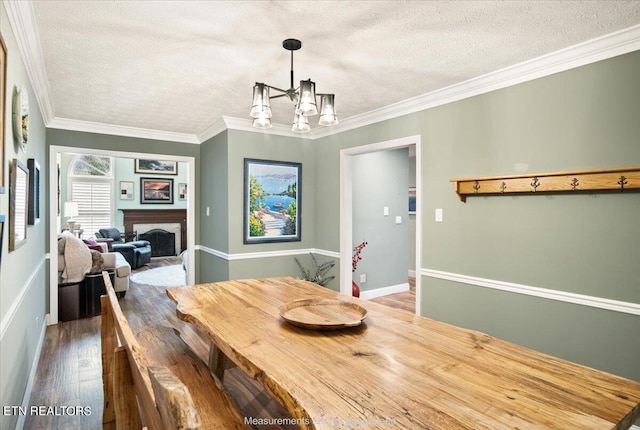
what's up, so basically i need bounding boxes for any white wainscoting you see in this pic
[196,247,640,316]
[421,268,640,316]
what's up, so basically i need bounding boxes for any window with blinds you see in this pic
[70,181,113,235]
[68,155,114,235]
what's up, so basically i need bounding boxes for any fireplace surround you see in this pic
[121,209,187,253]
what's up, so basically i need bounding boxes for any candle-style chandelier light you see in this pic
[250,38,338,133]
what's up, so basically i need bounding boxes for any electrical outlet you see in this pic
[360,273,367,283]
[206,207,210,216]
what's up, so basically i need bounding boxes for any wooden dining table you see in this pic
[166,277,640,429]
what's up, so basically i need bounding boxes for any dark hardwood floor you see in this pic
[24,261,415,429]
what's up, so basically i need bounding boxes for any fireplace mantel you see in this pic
[121,209,187,252]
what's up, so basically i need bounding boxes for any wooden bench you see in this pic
[100,272,247,429]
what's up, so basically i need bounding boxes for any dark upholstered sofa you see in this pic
[96,228,152,269]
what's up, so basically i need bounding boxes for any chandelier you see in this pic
[250,39,338,133]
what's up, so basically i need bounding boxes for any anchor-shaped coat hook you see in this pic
[571,178,579,191]
[618,175,627,190]
[531,177,540,192]
[473,180,480,194]
[500,182,507,193]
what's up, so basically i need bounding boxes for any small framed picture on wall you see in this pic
[178,183,187,201]
[120,181,134,200]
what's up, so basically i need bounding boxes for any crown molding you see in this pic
[48,117,200,144]
[196,117,228,143]
[9,1,640,144]
[4,0,55,124]
[308,23,640,138]
[220,117,307,140]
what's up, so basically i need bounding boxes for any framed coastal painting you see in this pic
[135,159,178,175]
[119,181,134,200]
[27,158,40,225]
[243,158,301,244]
[140,178,173,204]
[0,34,7,194]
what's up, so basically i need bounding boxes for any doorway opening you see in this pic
[48,145,196,325]
[340,135,422,315]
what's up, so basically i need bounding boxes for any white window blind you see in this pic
[71,181,112,235]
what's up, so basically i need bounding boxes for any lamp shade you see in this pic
[250,83,272,119]
[295,79,317,116]
[292,113,310,133]
[318,94,338,126]
[64,201,79,218]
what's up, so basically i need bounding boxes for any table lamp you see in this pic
[64,201,79,232]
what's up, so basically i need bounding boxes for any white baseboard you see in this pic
[15,320,47,430]
[360,282,410,300]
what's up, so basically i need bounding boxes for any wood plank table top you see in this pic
[167,277,640,429]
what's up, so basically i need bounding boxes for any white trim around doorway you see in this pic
[340,135,422,315]
[48,145,196,325]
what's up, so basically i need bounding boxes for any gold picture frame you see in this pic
[135,159,178,175]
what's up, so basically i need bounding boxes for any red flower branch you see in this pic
[352,241,368,272]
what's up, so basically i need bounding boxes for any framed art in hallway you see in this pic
[0,34,6,194]
[141,178,174,204]
[27,158,40,225]
[243,158,301,244]
[135,159,178,175]
[408,187,416,214]
[9,159,29,251]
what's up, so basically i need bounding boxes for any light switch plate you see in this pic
[383,206,389,216]
[395,216,402,224]
[435,208,443,222]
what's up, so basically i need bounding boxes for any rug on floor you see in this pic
[130,265,186,287]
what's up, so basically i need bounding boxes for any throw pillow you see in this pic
[83,238,103,252]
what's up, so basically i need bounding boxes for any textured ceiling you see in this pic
[31,1,640,136]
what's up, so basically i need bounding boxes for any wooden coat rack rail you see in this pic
[450,166,640,202]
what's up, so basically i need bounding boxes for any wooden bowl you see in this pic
[279,298,368,330]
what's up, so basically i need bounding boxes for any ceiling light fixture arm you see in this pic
[249,38,338,132]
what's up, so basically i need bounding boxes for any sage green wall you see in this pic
[197,129,319,283]
[198,130,229,283]
[314,51,640,382]
[352,149,409,291]
[226,130,315,254]
[408,156,416,272]
[0,5,48,429]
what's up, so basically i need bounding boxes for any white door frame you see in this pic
[340,135,422,315]
[48,145,196,325]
